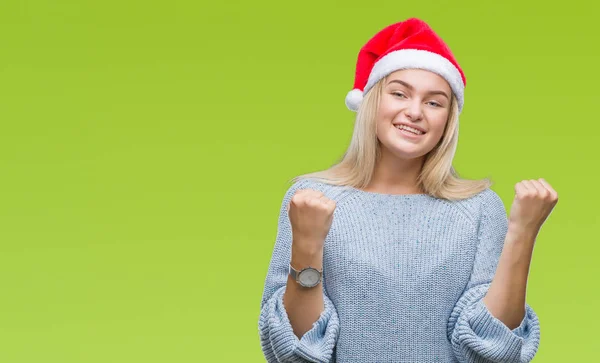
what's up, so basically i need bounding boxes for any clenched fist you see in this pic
[507,178,559,239]
[287,189,337,254]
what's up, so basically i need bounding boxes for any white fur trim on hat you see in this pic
[363,49,465,112]
[345,88,363,111]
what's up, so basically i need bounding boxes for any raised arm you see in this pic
[258,182,340,362]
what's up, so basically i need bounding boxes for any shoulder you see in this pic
[441,188,508,242]
[281,177,332,201]
[440,188,506,228]
[282,177,321,197]
[452,187,505,212]
[281,178,353,204]
[476,188,507,217]
[472,188,509,239]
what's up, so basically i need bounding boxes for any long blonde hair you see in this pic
[290,74,492,201]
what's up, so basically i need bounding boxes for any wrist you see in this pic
[291,243,323,270]
[507,223,538,242]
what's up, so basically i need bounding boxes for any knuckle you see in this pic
[291,194,302,204]
[306,198,318,206]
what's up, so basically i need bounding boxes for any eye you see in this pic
[427,101,442,107]
[392,92,406,98]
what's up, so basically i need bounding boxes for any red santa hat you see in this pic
[345,18,466,113]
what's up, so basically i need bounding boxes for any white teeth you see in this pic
[395,125,424,135]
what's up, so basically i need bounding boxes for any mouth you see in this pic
[394,124,426,138]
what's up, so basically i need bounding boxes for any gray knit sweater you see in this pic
[259,178,540,362]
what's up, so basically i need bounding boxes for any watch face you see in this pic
[299,268,321,287]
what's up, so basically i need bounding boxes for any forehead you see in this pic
[385,69,450,91]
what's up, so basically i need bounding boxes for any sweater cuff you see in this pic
[457,299,540,362]
[469,299,528,337]
[262,286,339,362]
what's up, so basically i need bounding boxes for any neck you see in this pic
[365,149,425,195]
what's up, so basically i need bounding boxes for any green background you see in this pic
[0,0,598,362]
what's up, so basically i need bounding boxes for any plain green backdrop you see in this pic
[0,0,598,362]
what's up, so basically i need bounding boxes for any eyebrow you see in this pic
[387,79,449,99]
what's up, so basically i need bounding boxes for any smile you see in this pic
[395,124,425,137]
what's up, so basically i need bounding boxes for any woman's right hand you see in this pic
[287,189,337,255]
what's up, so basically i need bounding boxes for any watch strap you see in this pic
[289,263,299,281]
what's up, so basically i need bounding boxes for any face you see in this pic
[375,69,452,161]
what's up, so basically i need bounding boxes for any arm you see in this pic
[482,227,536,330]
[447,189,541,363]
[484,178,559,330]
[284,245,325,338]
[258,182,340,363]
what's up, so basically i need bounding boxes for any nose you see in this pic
[405,99,423,121]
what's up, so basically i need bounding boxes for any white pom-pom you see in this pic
[345,89,363,112]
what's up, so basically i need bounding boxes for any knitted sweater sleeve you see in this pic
[258,181,340,363]
[447,189,541,363]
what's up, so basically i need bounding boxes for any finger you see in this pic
[515,181,529,197]
[304,189,324,198]
[318,194,332,206]
[538,178,558,201]
[538,178,558,195]
[294,189,322,204]
[528,179,549,197]
[520,180,537,196]
[299,188,322,196]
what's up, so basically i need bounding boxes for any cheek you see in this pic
[428,112,449,134]
[375,107,397,135]
[431,122,447,136]
[378,96,401,116]
[420,115,448,145]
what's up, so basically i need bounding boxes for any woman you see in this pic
[258,18,557,362]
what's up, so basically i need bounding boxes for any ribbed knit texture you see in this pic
[258,178,541,363]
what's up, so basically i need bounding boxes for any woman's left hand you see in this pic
[507,178,559,240]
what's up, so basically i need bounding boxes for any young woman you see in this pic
[258,18,558,362]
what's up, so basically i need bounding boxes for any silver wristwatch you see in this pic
[289,263,322,288]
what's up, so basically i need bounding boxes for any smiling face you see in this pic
[376,69,452,162]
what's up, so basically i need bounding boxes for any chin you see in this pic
[384,145,429,160]
[393,151,427,160]
[378,133,436,159]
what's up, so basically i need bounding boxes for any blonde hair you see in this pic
[289,73,492,201]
